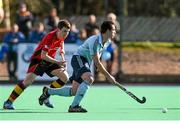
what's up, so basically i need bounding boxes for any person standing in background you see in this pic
[107,12,120,43]
[3,23,25,80]
[84,14,98,37]
[44,8,60,32]
[28,22,46,43]
[65,23,79,43]
[16,3,34,38]
[76,28,87,45]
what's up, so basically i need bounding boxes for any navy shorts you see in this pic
[70,55,91,84]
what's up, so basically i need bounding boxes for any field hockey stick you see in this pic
[115,82,146,104]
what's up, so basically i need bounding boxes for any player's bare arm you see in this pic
[60,42,65,61]
[59,42,67,68]
[93,53,116,84]
[41,50,65,67]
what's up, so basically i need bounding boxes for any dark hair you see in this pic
[100,21,114,34]
[58,20,71,30]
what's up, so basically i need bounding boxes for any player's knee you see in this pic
[64,71,69,77]
[82,73,94,84]
[59,72,69,83]
[63,74,69,83]
[63,78,69,83]
[85,77,94,85]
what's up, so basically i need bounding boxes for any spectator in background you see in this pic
[28,22,46,43]
[71,23,79,33]
[16,3,34,39]
[65,23,79,43]
[0,43,8,62]
[84,14,98,37]
[3,23,25,80]
[107,12,120,43]
[92,25,100,35]
[76,28,87,45]
[44,8,60,32]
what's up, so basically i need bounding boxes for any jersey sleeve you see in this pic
[42,34,52,52]
[89,38,100,56]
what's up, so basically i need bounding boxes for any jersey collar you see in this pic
[98,33,111,49]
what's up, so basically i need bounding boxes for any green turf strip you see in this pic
[0,85,180,120]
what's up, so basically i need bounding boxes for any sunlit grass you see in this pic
[122,42,180,55]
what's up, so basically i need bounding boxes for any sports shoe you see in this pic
[39,86,54,108]
[3,100,15,110]
[68,105,87,113]
[43,98,54,108]
[39,87,49,104]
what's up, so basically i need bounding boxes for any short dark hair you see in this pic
[100,21,114,34]
[58,20,71,29]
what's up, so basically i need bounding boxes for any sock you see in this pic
[71,81,90,107]
[50,79,65,88]
[48,86,72,97]
[7,82,26,103]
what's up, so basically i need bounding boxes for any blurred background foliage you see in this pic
[8,0,180,18]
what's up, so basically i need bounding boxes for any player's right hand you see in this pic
[58,61,67,68]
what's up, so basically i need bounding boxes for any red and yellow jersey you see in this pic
[31,29,65,61]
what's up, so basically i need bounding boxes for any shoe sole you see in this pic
[68,111,87,113]
[44,103,54,108]
[68,109,87,113]
[3,106,14,110]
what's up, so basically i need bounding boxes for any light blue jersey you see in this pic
[75,34,111,65]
